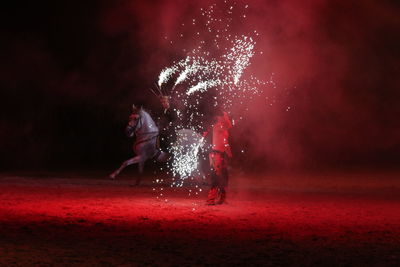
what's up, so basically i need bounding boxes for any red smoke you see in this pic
[1,0,399,169]
[98,0,399,168]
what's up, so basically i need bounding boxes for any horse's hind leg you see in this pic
[110,156,141,179]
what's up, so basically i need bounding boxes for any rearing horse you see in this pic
[110,105,169,184]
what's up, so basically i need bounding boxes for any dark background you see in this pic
[1,0,399,171]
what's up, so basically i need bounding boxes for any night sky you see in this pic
[1,0,399,170]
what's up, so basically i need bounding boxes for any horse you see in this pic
[109,105,169,184]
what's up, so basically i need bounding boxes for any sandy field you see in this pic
[0,170,399,266]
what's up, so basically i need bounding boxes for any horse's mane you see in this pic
[138,108,152,118]
[137,108,157,130]
[139,107,149,114]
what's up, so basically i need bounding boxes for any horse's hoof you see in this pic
[109,173,116,180]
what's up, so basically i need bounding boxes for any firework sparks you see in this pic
[158,65,179,88]
[158,34,263,112]
[225,36,255,85]
[154,1,274,184]
[187,80,221,95]
[170,129,204,186]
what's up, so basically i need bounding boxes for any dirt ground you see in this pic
[0,170,399,266]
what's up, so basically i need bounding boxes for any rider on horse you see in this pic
[109,105,169,185]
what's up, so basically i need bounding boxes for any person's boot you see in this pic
[216,189,226,204]
[206,187,218,205]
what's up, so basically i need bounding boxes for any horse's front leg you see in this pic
[109,155,141,179]
[134,160,146,186]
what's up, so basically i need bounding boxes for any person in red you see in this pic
[203,109,233,205]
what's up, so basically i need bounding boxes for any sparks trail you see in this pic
[158,35,267,116]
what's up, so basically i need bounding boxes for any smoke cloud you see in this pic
[1,0,399,169]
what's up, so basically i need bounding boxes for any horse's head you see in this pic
[127,104,159,138]
[128,104,142,131]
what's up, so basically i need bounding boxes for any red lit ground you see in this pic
[0,170,399,266]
